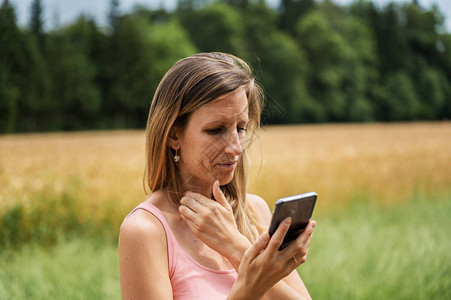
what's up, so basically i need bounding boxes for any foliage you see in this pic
[0,0,23,132]
[177,1,245,57]
[0,0,450,132]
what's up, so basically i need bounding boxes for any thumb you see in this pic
[212,180,231,210]
[242,232,269,264]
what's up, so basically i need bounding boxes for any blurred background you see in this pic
[1,0,451,131]
[0,0,450,299]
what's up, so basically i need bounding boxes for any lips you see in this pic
[216,161,237,169]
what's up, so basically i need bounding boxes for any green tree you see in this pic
[295,10,348,121]
[20,0,53,131]
[29,0,45,51]
[177,0,207,11]
[177,2,245,57]
[0,0,25,132]
[381,71,421,121]
[146,19,198,90]
[402,3,449,119]
[278,0,315,34]
[437,33,451,118]
[221,0,249,9]
[108,0,120,31]
[416,66,447,120]
[377,3,410,76]
[339,17,378,122]
[48,16,102,130]
[295,1,379,122]
[103,12,197,128]
[20,38,53,130]
[404,3,444,68]
[242,2,312,123]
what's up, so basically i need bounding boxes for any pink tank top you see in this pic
[128,202,238,300]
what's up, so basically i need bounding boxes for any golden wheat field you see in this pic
[0,122,450,223]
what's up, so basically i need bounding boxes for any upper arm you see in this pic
[247,194,311,299]
[118,210,173,300]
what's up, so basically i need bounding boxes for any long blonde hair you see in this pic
[144,52,264,241]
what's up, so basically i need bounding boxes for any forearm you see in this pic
[227,278,254,300]
[261,279,310,300]
[228,276,307,300]
[223,234,252,271]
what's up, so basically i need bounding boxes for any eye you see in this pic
[237,126,247,133]
[206,128,223,135]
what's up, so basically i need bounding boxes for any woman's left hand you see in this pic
[179,180,251,260]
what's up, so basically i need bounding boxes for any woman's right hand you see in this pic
[228,217,316,300]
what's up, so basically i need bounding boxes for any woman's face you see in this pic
[174,88,249,194]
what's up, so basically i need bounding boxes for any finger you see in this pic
[178,204,199,224]
[266,217,291,253]
[295,234,312,262]
[286,238,311,268]
[212,180,232,212]
[281,220,316,260]
[242,232,269,264]
[180,193,210,214]
[184,191,217,209]
[291,251,308,267]
[296,220,316,245]
[179,206,199,234]
[304,230,313,248]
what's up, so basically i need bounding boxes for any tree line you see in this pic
[0,0,450,133]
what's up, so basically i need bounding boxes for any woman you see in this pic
[118,52,316,299]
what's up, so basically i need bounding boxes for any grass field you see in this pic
[0,122,450,299]
[302,193,451,299]
[0,194,449,300]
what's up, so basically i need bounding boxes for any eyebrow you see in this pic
[204,116,249,126]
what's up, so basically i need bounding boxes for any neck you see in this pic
[177,171,215,199]
[179,182,213,199]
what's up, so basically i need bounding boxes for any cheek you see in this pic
[200,138,230,164]
[182,137,216,166]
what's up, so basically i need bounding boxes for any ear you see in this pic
[168,125,182,150]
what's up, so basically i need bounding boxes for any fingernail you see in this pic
[312,221,316,229]
[260,232,269,242]
[284,217,291,225]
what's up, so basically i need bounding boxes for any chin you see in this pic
[216,172,235,186]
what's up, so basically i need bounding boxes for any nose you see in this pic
[224,130,243,156]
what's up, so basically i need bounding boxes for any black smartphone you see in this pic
[268,192,317,251]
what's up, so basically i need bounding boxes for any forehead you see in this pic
[193,89,249,122]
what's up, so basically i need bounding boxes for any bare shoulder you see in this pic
[247,193,269,211]
[119,208,172,298]
[119,208,166,244]
[247,193,272,224]
[119,208,168,269]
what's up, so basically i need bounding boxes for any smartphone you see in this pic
[268,192,317,250]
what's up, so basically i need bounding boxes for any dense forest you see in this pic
[0,0,450,132]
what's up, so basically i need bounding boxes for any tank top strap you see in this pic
[128,202,178,278]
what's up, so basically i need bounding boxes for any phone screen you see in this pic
[268,192,317,250]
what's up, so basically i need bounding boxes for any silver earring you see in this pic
[174,149,180,163]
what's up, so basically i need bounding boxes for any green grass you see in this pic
[0,194,449,300]
[0,237,120,300]
[300,194,451,299]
